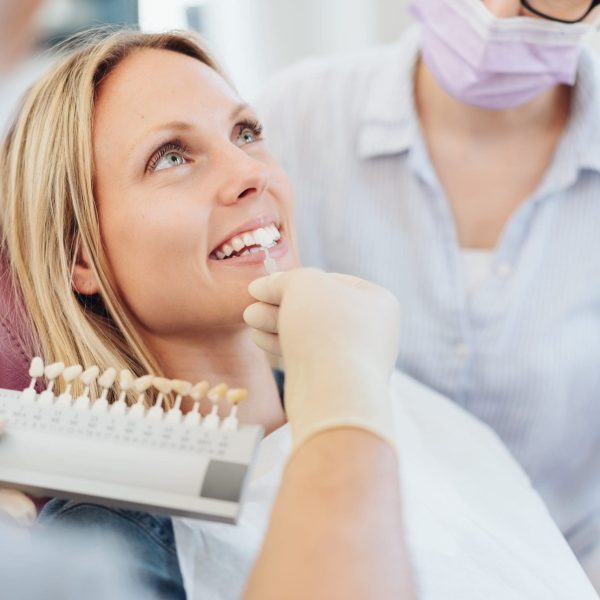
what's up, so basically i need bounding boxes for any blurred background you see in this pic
[27,0,413,99]
[3,0,600,133]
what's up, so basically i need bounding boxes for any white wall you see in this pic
[140,0,414,98]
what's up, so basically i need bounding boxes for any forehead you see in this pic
[94,47,240,132]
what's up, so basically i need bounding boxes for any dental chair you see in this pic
[0,247,33,391]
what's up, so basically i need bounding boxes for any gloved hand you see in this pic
[0,418,37,525]
[244,268,401,451]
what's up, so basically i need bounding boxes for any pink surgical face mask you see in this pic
[409,0,594,110]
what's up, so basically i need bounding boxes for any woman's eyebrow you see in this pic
[230,102,250,120]
[135,104,250,146]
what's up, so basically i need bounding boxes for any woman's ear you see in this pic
[72,242,100,296]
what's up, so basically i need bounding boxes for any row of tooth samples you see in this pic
[21,357,247,431]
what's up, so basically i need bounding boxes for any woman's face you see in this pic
[91,48,299,337]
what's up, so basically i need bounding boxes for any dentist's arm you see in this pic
[243,269,416,600]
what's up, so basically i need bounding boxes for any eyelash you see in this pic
[145,119,264,173]
[238,118,264,140]
[146,140,189,173]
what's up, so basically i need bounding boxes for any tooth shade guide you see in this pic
[17,362,253,430]
[2,382,264,523]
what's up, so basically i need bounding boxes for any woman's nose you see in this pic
[482,0,522,17]
[214,147,269,207]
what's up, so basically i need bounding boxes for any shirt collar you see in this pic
[357,30,600,182]
[559,45,600,175]
[357,27,421,160]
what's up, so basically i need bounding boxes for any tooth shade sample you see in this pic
[207,383,228,403]
[134,375,154,393]
[226,389,248,405]
[119,369,135,390]
[189,381,209,402]
[153,377,173,395]
[28,357,44,378]
[80,365,100,386]
[171,379,192,396]
[62,365,83,383]
[44,362,65,380]
[253,228,271,247]
[98,367,117,389]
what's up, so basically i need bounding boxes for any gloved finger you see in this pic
[248,268,325,305]
[0,489,37,526]
[243,302,279,334]
[250,330,282,356]
[330,273,375,290]
[247,272,286,305]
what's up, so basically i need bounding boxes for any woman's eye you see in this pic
[237,127,256,146]
[154,151,187,171]
[235,120,263,147]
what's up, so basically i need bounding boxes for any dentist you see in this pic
[257,0,600,587]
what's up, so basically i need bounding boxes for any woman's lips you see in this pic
[208,237,288,267]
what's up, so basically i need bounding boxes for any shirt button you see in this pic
[454,343,470,359]
[497,262,512,278]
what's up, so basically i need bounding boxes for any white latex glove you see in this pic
[0,418,37,525]
[244,268,401,451]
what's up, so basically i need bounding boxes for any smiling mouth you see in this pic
[209,224,282,261]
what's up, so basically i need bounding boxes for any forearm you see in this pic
[244,428,416,600]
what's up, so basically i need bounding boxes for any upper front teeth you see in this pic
[213,225,281,260]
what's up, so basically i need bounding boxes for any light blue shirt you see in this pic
[257,28,600,561]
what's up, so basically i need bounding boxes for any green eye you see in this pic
[155,152,186,171]
[237,128,256,145]
[235,119,263,147]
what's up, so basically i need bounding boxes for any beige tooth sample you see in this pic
[111,369,134,415]
[190,381,209,401]
[165,379,192,424]
[38,361,66,406]
[21,356,44,402]
[207,383,227,403]
[149,377,172,420]
[129,374,154,419]
[97,367,117,390]
[92,367,117,413]
[204,383,228,430]
[184,381,209,426]
[74,365,100,410]
[56,364,83,408]
[222,388,248,431]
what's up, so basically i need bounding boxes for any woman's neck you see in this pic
[414,59,572,140]
[142,326,286,435]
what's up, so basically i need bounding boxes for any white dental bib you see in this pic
[173,371,598,599]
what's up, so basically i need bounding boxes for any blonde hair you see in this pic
[0,27,224,398]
